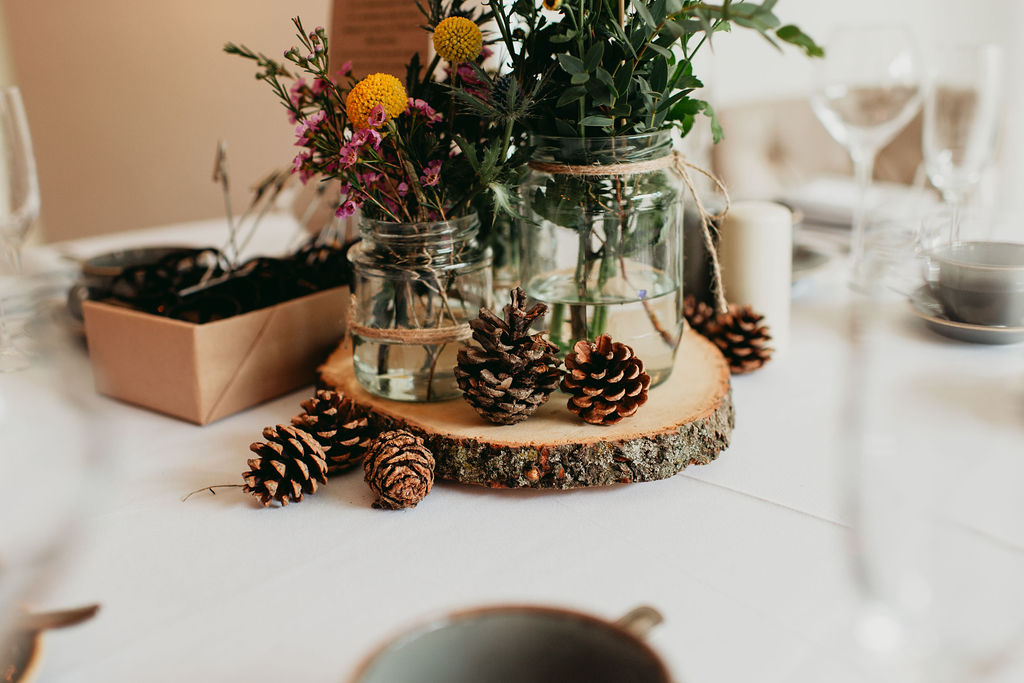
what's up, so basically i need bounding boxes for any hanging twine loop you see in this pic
[527,151,731,314]
[346,294,472,345]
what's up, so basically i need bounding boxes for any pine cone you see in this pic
[243,424,328,507]
[683,295,716,335]
[363,430,435,510]
[560,334,651,426]
[702,304,774,375]
[455,287,562,425]
[291,390,373,474]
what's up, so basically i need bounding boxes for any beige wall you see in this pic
[1,0,329,242]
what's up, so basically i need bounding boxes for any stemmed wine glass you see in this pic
[0,86,41,372]
[923,44,1002,244]
[811,26,922,289]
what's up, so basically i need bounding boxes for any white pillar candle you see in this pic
[717,200,792,355]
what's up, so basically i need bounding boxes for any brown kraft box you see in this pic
[82,287,348,425]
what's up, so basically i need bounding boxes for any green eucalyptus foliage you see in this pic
[489,0,822,139]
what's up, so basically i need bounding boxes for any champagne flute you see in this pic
[811,26,922,289]
[923,44,1002,244]
[0,86,41,372]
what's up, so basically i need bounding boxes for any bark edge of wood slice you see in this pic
[319,331,733,489]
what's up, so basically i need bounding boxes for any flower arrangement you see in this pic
[225,7,526,226]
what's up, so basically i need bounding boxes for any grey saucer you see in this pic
[909,286,1024,345]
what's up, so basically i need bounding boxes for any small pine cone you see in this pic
[455,287,562,425]
[291,390,373,474]
[683,295,716,335]
[702,304,774,375]
[560,334,651,426]
[363,430,435,510]
[243,424,328,507]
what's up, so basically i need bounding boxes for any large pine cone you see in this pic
[560,334,651,425]
[291,389,372,474]
[701,304,774,374]
[455,287,562,425]
[243,424,328,507]
[363,430,435,510]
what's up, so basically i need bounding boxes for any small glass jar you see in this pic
[348,213,492,402]
[519,131,684,386]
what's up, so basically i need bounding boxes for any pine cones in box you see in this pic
[363,430,435,510]
[455,287,562,425]
[560,334,651,426]
[292,390,372,474]
[700,303,774,375]
[244,424,328,507]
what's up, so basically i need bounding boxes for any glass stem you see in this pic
[0,244,22,348]
[850,148,878,286]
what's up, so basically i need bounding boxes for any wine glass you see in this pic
[0,86,41,372]
[843,269,1024,682]
[923,44,1002,244]
[811,26,922,289]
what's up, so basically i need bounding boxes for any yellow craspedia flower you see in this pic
[345,73,408,130]
[433,16,483,63]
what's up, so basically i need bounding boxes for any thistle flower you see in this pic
[432,17,483,63]
[345,73,408,129]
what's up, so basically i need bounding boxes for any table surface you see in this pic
[7,216,1024,683]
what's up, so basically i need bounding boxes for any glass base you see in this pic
[352,336,461,402]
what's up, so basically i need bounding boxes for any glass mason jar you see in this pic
[348,214,492,402]
[520,131,684,386]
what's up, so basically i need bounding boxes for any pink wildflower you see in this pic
[366,103,387,129]
[312,77,331,95]
[340,143,359,169]
[335,200,358,218]
[295,110,327,145]
[289,79,307,108]
[406,98,443,125]
[352,128,382,151]
[420,159,442,187]
[336,61,353,78]
[397,182,409,197]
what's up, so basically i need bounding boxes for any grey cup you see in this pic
[925,241,1024,327]
[351,605,669,683]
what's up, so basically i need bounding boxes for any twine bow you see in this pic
[527,151,731,314]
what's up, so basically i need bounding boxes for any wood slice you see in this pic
[319,331,734,489]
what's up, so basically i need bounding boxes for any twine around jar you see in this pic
[527,151,731,315]
[347,294,473,345]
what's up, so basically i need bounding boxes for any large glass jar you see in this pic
[520,132,684,386]
[348,214,492,402]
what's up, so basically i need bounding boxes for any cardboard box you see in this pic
[82,287,347,425]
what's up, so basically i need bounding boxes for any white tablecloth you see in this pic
[8,218,1024,682]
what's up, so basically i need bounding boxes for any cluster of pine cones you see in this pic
[239,289,771,509]
[454,287,772,427]
[455,288,653,427]
[243,390,434,510]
